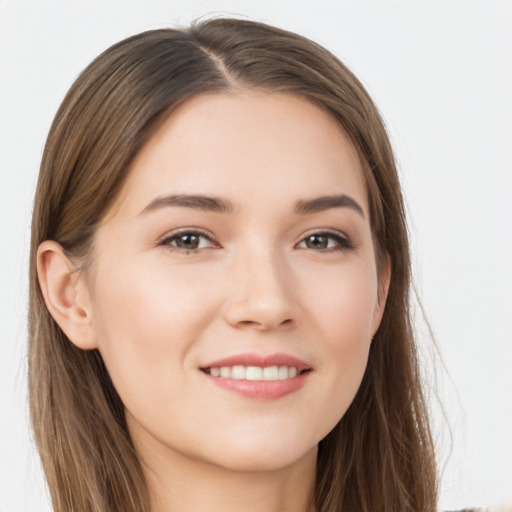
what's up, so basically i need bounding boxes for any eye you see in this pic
[297,231,354,252]
[158,230,217,252]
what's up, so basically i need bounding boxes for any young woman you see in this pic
[29,17,438,512]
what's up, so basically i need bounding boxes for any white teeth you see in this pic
[220,366,231,378]
[207,365,300,381]
[231,365,245,379]
[263,366,279,380]
[246,366,263,381]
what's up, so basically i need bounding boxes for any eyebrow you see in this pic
[140,194,234,215]
[293,194,365,218]
[140,193,364,218]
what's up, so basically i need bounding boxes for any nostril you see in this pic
[239,320,255,326]
[223,293,299,330]
[236,318,294,330]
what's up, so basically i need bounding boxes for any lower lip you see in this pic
[203,372,310,400]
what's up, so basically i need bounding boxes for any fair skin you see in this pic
[38,92,390,512]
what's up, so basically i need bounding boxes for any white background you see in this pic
[1,1,511,510]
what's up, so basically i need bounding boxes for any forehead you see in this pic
[112,91,368,219]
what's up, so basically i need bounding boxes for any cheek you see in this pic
[309,260,378,346]
[88,255,221,408]
[302,263,377,427]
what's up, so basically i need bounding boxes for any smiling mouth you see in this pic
[201,365,311,381]
[199,353,312,399]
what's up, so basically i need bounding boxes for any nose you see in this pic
[223,248,300,331]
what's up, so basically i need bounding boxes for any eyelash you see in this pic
[297,229,355,252]
[158,229,218,253]
[158,229,354,254]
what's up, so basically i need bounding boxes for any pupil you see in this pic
[177,234,199,249]
[307,235,328,249]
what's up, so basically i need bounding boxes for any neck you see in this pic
[133,428,317,512]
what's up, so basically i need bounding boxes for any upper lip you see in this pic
[201,352,312,372]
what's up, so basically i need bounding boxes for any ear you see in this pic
[37,240,98,350]
[371,254,391,336]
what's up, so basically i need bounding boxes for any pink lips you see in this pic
[200,352,312,400]
[203,353,311,372]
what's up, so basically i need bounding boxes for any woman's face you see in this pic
[83,92,388,472]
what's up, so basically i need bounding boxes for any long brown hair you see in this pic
[28,17,437,512]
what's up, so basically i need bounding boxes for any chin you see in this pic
[200,433,318,473]
[210,449,316,474]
